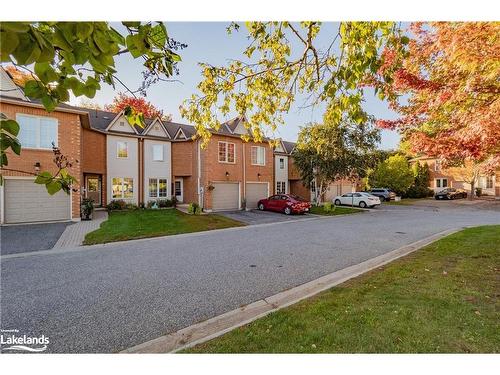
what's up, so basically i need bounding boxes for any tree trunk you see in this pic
[469,180,475,200]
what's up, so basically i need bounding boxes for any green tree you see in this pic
[180,22,407,147]
[292,116,380,204]
[367,155,414,196]
[1,21,185,193]
[406,162,433,198]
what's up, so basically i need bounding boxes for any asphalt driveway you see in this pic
[1,204,499,353]
[219,209,312,225]
[0,222,71,255]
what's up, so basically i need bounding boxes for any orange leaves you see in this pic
[105,93,163,119]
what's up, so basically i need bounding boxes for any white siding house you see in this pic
[107,135,139,205]
[143,139,172,203]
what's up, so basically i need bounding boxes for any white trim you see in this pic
[174,178,184,203]
[147,177,169,199]
[105,110,140,134]
[116,141,129,159]
[174,127,187,140]
[0,96,89,115]
[217,141,236,164]
[250,145,266,166]
[16,113,59,150]
[0,180,4,224]
[143,117,172,139]
[435,178,448,189]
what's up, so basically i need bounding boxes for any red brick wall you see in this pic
[290,180,310,200]
[172,141,194,176]
[288,157,302,180]
[0,102,82,219]
[81,128,107,204]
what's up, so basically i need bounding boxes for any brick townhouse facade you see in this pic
[413,156,500,197]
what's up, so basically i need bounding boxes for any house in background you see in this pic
[413,156,500,197]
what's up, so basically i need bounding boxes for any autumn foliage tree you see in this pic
[374,22,500,175]
[105,93,165,119]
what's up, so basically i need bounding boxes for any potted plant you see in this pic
[81,198,94,220]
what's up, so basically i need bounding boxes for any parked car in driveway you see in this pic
[334,192,381,208]
[434,188,468,200]
[368,188,396,201]
[258,194,311,215]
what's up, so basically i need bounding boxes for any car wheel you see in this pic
[284,207,292,215]
[334,199,341,206]
[379,196,385,202]
[359,201,367,208]
[258,203,265,211]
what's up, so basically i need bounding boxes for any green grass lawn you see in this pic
[309,205,363,216]
[185,225,500,353]
[84,209,244,245]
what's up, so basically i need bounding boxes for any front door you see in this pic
[85,175,102,206]
[174,179,183,203]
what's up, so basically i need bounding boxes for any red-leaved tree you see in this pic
[372,22,500,175]
[105,93,164,119]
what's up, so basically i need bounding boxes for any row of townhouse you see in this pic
[412,156,500,197]
[1,67,358,224]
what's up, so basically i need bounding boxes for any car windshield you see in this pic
[289,194,306,202]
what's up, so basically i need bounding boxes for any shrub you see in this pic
[81,198,94,219]
[188,202,201,215]
[106,199,126,211]
[125,203,138,210]
[171,196,177,208]
[475,187,482,197]
[323,202,335,212]
[405,185,434,199]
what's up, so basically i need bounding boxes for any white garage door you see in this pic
[3,179,71,223]
[246,183,268,209]
[211,182,239,211]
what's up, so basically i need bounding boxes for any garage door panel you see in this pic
[4,179,70,223]
[246,183,268,209]
[212,182,239,211]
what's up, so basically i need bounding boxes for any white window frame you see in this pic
[148,177,168,198]
[486,176,494,189]
[116,141,129,159]
[218,141,236,164]
[251,146,265,166]
[112,177,134,199]
[276,181,286,194]
[16,114,58,150]
[279,158,285,169]
[152,144,164,161]
[434,159,442,172]
[435,178,448,188]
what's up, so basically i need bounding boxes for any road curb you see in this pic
[121,227,461,354]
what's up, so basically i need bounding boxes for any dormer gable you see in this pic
[105,111,139,134]
[143,117,171,139]
[174,127,188,140]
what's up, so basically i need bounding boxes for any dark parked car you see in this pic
[368,188,396,202]
[434,188,468,200]
[257,194,311,215]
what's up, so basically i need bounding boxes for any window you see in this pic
[251,146,265,165]
[276,181,286,194]
[279,158,285,169]
[436,178,448,188]
[218,141,235,163]
[17,114,58,149]
[311,180,316,193]
[152,144,164,161]
[117,141,128,158]
[112,177,133,199]
[486,176,494,189]
[149,178,168,198]
[435,159,442,172]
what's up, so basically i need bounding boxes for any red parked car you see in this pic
[257,194,311,215]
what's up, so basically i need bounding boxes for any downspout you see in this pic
[197,139,202,208]
[242,142,246,210]
[138,138,144,206]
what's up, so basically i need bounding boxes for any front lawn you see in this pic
[186,225,500,353]
[309,205,362,216]
[84,209,244,245]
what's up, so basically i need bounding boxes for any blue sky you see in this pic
[75,22,401,149]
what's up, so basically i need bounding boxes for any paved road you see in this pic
[1,205,498,353]
[219,209,312,225]
[1,222,71,255]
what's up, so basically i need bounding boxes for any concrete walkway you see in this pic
[52,210,107,249]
